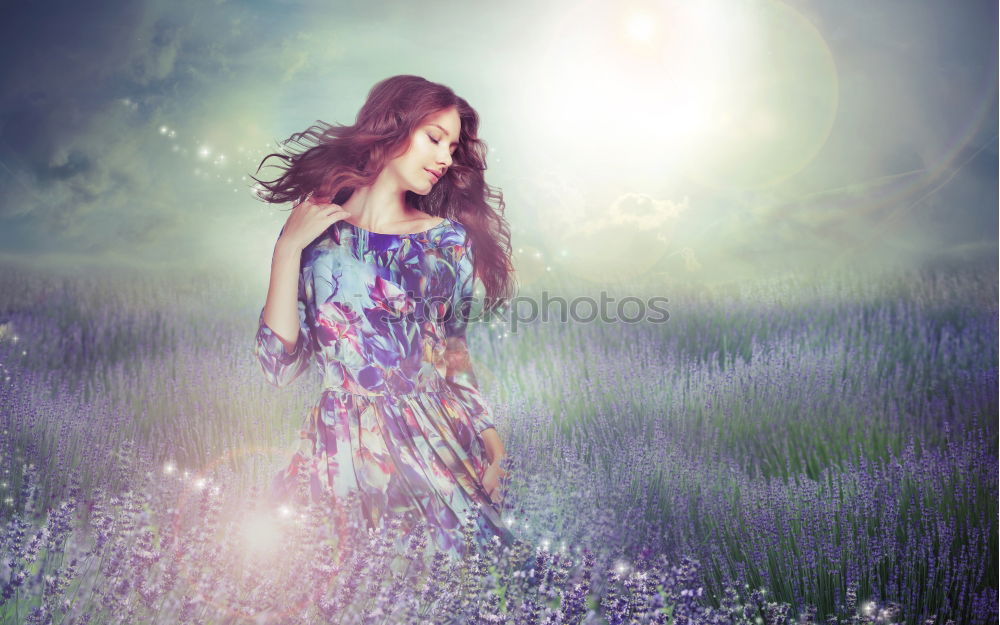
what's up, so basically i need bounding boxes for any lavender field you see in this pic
[0,260,996,625]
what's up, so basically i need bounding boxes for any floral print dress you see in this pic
[253,216,516,559]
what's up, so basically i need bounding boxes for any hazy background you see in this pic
[0,0,996,290]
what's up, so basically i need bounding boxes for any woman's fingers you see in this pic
[297,190,316,207]
[280,193,347,250]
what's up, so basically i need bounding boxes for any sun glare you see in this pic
[624,11,656,42]
[240,512,283,556]
[531,0,838,188]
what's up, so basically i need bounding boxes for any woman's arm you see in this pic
[444,334,505,461]
[443,238,506,465]
[253,196,350,388]
[252,231,315,387]
[263,234,306,353]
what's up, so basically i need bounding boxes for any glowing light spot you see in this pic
[624,11,656,42]
[240,513,282,556]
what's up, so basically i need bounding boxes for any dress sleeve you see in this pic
[443,238,497,435]
[253,233,315,388]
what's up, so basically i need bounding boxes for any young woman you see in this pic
[250,75,518,560]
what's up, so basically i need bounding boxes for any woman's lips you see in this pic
[426,169,441,182]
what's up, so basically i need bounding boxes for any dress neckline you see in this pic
[340,216,449,237]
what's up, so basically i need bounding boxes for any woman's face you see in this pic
[387,106,461,195]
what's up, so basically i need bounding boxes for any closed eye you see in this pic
[427,132,457,154]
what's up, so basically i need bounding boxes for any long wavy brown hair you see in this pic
[249,74,516,314]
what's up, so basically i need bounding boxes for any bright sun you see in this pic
[530,0,838,190]
[624,10,657,42]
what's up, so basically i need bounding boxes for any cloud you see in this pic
[0,0,994,280]
[0,0,257,255]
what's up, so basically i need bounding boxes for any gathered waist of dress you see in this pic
[320,376,452,397]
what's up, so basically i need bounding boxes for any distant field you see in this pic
[0,261,995,625]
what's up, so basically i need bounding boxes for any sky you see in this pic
[0,0,996,287]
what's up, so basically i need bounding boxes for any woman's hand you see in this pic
[277,191,351,252]
[481,461,508,505]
